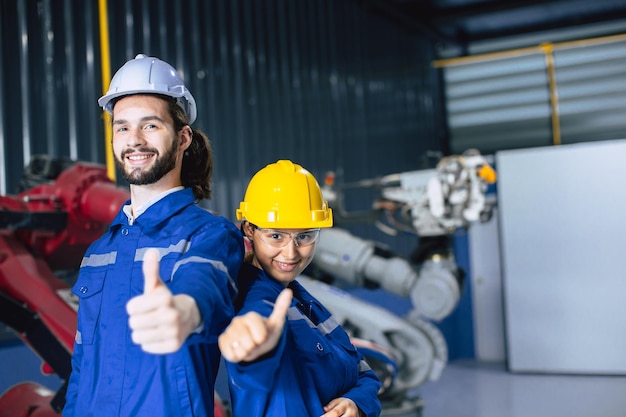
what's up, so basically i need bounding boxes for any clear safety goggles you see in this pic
[252,225,321,248]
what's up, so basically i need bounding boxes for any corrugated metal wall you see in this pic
[442,35,626,154]
[0,0,444,243]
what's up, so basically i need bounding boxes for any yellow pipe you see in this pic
[540,43,561,146]
[98,0,115,180]
[433,33,626,68]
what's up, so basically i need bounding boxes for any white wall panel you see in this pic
[469,207,506,362]
[497,139,626,373]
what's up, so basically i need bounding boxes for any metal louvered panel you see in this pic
[445,53,553,154]
[555,41,626,144]
[443,36,626,154]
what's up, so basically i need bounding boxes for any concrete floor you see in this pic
[4,343,626,417]
[416,360,626,417]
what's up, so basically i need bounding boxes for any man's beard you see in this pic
[115,140,179,185]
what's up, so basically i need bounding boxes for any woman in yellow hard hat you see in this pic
[219,160,382,417]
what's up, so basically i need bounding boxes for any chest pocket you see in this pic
[72,271,106,345]
[287,315,331,360]
[287,315,353,404]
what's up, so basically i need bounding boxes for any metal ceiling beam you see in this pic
[357,0,460,45]
[360,0,626,45]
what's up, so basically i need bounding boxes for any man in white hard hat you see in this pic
[63,54,244,417]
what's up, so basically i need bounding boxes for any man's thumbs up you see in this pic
[142,248,165,293]
[127,248,200,354]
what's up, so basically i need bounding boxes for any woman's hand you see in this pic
[219,288,292,362]
[320,397,363,417]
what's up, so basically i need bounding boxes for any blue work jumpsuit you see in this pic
[225,262,382,417]
[63,188,244,417]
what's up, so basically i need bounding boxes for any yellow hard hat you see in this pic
[237,160,333,229]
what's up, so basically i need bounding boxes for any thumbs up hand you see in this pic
[219,288,293,363]
[142,247,167,294]
[126,248,201,354]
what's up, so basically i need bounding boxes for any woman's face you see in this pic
[243,222,318,285]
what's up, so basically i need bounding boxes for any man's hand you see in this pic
[219,288,292,363]
[126,248,201,354]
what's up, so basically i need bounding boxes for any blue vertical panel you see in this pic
[1,0,24,193]
[0,0,5,194]
[0,0,103,194]
[76,0,102,164]
[17,0,32,170]
[63,0,78,159]
[440,230,475,359]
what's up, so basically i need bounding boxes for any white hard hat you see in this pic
[98,54,197,124]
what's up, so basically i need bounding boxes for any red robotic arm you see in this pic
[0,161,129,352]
[0,160,130,414]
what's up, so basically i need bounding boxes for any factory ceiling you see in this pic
[357,0,626,50]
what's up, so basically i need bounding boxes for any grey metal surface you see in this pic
[497,139,626,374]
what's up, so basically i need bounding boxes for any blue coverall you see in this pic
[63,188,244,417]
[226,262,382,417]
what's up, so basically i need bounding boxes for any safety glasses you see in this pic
[251,225,320,248]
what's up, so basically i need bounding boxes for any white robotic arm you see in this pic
[303,149,496,414]
[312,228,460,321]
[367,148,497,237]
[314,148,496,320]
[323,149,496,237]
[298,276,447,411]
